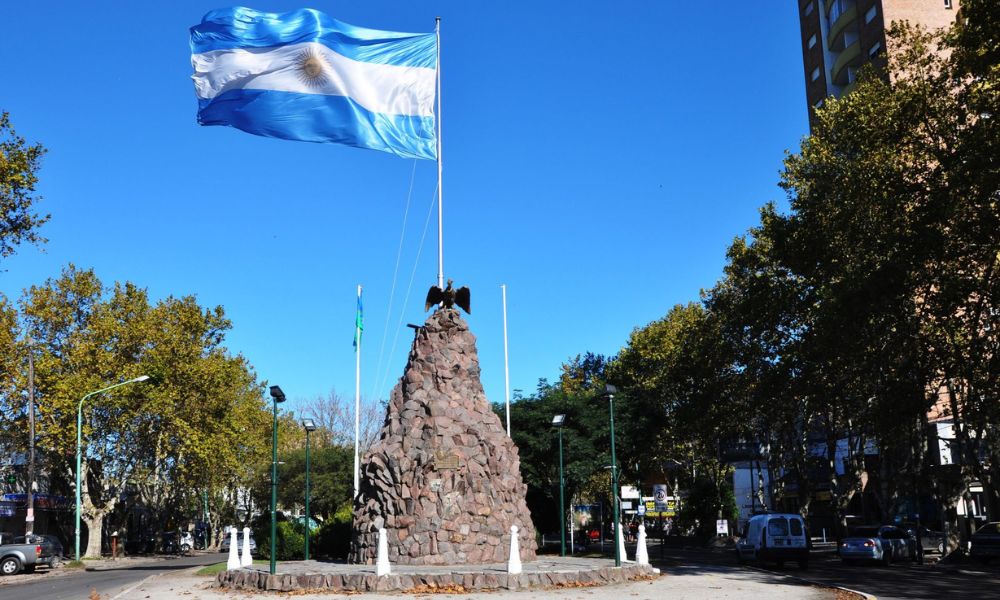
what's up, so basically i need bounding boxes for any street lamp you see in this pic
[604,384,621,567]
[75,375,150,561]
[553,414,566,557]
[268,385,286,575]
[301,418,317,562]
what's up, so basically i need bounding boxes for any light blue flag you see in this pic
[190,7,437,160]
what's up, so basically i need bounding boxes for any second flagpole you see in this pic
[354,284,362,500]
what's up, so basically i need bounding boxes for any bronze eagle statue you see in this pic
[425,279,471,314]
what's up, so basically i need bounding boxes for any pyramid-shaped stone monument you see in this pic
[350,308,537,565]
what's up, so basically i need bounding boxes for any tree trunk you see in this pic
[83,510,105,558]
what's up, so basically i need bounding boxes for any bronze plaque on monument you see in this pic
[434,450,461,470]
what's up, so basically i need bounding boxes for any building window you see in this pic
[804,2,814,16]
[814,99,825,109]
[865,5,877,24]
[869,41,882,58]
[808,34,817,49]
[811,67,820,81]
[944,0,953,8]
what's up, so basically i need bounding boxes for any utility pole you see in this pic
[26,340,35,536]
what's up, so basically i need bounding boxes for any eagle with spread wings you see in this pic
[424,279,471,314]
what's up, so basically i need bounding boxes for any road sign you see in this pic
[653,484,668,511]
[716,519,729,535]
[637,504,646,516]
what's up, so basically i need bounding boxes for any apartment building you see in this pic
[797,0,959,117]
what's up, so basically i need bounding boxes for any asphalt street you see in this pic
[647,543,1000,600]
[0,553,221,600]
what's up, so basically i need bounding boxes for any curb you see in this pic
[109,572,166,600]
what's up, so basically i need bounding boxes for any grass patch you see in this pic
[64,560,85,569]
[196,560,267,576]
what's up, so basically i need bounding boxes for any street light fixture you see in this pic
[75,375,150,561]
[301,418,317,562]
[268,385,286,575]
[603,384,621,567]
[553,414,566,557]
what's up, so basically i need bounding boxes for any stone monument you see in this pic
[350,307,537,565]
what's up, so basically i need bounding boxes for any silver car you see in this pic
[219,533,255,555]
[840,525,915,565]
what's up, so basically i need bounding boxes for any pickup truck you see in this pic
[0,532,51,576]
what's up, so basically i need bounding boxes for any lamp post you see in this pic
[604,384,621,567]
[268,385,286,575]
[75,375,150,561]
[553,414,566,557]
[301,418,317,561]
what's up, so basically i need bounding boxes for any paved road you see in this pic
[647,543,1000,600]
[0,553,222,600]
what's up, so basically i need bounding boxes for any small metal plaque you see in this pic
[434,453,461,470]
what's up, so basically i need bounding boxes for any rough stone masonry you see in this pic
[350,308,538,565]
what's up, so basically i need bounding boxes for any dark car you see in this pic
[840,525,916,565]
[970,522,1000,564]
[903,525,945,554]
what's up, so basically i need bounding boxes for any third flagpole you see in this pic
[435,16,444,288]
[502,284,511,436]
[354,284,362,500]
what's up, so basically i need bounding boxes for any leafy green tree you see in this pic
[0,112,48,259]
[8,265,270,556]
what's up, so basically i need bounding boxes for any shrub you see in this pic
[313,504,353,560]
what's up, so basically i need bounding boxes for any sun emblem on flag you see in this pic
[296,48,330,88]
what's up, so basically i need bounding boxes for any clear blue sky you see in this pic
[0,1,808,415]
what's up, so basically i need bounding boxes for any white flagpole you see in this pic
[435,16,444,288]
[354,284,362,500]
[502,284,511,436]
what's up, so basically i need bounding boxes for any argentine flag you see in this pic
[190,7,437,160]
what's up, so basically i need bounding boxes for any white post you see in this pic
[435,17,444,288]
[376,528,391,576]
[507,525,522,574]
[240,527,252,568]
[636,523,649,566]
[354,284,362,500]
[501,284,511,436]
[226,527,240,571]
[617,521,629,563]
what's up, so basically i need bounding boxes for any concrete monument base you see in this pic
[215,557,658,594]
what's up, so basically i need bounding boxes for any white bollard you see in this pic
[636,523,649,566]
[617,521,629,563]
[376,528,391,576]
[507,525,522,574]
[240,527,253,568]
[226,527,240,571]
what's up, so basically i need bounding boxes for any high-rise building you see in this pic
[797,0,959,117]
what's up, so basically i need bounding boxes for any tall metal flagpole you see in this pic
[502,285,511,436]
[435,16,444,288]
[354,285,362,501]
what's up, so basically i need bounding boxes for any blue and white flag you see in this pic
[190,7,437,159]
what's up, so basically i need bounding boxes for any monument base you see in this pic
[215,557,658,593]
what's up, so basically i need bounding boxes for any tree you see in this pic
[9,265,270,556]
[0,112,48,259]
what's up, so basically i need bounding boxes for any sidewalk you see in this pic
[125,562,844,600]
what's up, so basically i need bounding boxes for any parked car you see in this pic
[13,535,62,567]
[902,525,945,554]
[970,522,1000,564]
[0,532,52,576]
[219,532,256,555]
[840,525,916,565]
[735,513,810,569]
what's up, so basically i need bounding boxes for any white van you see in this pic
[735,513,810,569]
